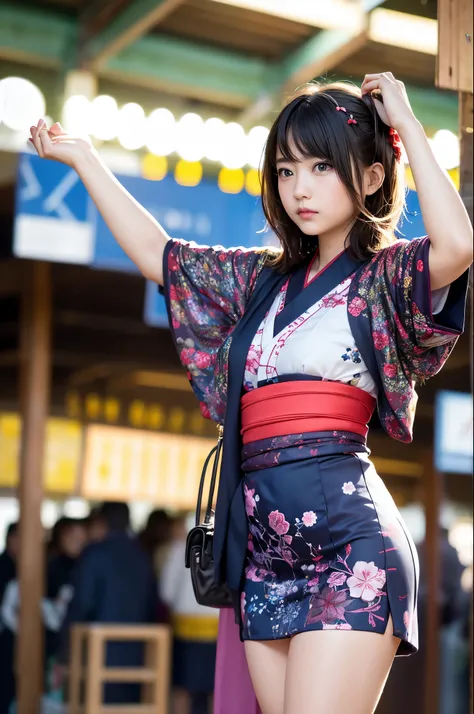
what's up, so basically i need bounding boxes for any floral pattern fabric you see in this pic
[240,432,418,654]
[161,236,465,442]
[346,236,466,441]
[161,239,267,422]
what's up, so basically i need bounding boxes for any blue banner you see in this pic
[435,391,473,475]
[14,152,426,328]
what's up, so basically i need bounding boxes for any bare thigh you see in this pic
[284,617,400,714]
[244,638,290,714]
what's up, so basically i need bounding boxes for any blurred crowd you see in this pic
[0,505,218,714]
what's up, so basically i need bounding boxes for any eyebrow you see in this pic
[276,156,295,165]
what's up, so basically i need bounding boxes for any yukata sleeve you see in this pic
[381,236,468,381]
[159,239,267,421]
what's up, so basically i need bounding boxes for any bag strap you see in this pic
[195,425,224,527]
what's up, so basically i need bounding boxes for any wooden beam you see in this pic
[104,35,268,107]
[0,4,268,109]
[0,3,73,67]
[17,262,52,714]
[280,28,368,94]
[237,26,369,127]
[84,0,188,69]
[208,0,366,31]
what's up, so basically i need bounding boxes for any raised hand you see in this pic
[360,72,417,133]
[29,119,94,170]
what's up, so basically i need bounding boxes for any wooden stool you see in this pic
[68,624,171,714]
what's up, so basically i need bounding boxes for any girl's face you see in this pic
[276,138,356,243]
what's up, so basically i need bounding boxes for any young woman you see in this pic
[30,73,472,714]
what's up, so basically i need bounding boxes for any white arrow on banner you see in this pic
[43,169,81,221]
[19,155,41,201]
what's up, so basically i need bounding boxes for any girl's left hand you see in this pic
[361,73,417,133]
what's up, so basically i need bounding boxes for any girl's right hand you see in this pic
[29,119,94,170]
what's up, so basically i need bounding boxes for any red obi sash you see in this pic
[240,380,376,444]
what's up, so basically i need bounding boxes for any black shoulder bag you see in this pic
[184,425,233,608]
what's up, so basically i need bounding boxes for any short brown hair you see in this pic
[261,82,406,272]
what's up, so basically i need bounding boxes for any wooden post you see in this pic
[459,88,473,714]
[422,452,443,714]
[437,0,473,94]
[459,92,473,223]
[17,261,52,714]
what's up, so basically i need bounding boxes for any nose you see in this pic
[293,173,312,202]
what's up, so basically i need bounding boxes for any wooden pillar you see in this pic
[459,92,473,223]
[436,3,472,710]
[17,261,52,714]
[459,89,474,714]
[422,453,443,714]
[437,0,473,94]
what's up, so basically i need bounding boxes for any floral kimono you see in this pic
[159,235,467,714]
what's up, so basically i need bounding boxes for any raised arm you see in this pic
[361,74,473,290]
[29,119,169,284]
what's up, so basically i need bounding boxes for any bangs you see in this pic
[275,94,340,165]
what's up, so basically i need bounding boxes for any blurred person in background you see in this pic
[0,522,18,714]
[46,517,88,601]
[0,523,18,608]
[30,70,472,714]
[138,508,173,581]
[417,525,465,628]
[44,518,88,670]
[56,501,158,704]
[160,513,218,714]
[85,506,108,542]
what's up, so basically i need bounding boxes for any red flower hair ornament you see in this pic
[334,103,403,162]
[387,127,403,163]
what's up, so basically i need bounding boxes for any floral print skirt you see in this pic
[240,431,419,655]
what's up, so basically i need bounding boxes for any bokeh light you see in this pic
[118,102,146,151]
[448,518,473,567]
[245,168,262,196]
[218,167,245,193]
[176,113,205,162]
[175,160,203,186]
[246,125,269,169]
[431,129,460,170]
[146,108,177,156]
[203,117,226,162]
[0,77,46,132]
[62,95,92,135]
[142,154,168,181]
[90,95,120,141]
[220,122,247,169]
